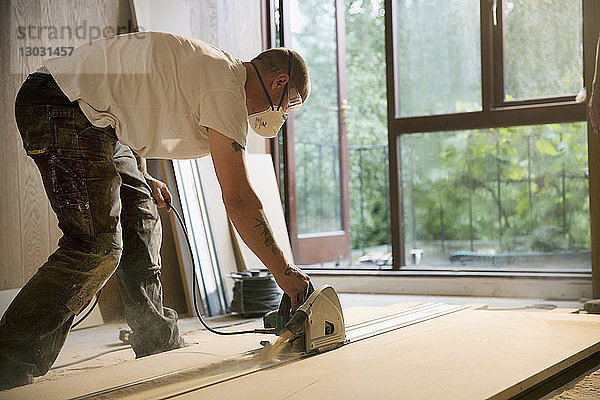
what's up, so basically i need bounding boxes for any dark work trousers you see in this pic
[0,72,183,384]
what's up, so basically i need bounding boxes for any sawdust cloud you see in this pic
[260,330,293,362]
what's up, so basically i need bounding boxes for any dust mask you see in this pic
[248,106,287,138]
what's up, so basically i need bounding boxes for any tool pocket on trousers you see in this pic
[49,154,94,238]
[15,106,54,157]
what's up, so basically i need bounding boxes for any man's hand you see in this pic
[133,153,172,211]
[146,175,172,211]
[273,264,310,313]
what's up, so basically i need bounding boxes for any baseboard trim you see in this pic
[307,271,592,299]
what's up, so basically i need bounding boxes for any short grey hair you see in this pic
[252,48,311,102]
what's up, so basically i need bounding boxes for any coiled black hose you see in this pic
[229,270,282,317]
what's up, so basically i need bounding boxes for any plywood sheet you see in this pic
[183,311,600,400]
[196,157,239,299]
[17,305,600,400]
[0,0,22,289]
[3,322,271,400]
[232,154,295,268]
[3,302,422,399]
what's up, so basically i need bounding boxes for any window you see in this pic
[387,0,600,271]
[268,0,599,272]
[503,0,583,102]
[396,0,481,117]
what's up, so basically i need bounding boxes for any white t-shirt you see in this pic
[42,31,249,159]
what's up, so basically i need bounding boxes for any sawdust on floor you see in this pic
[544,366,600,400]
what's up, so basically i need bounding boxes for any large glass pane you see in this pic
[291,0,342,234]
[395,0,481,117]
[345,0,391,265]
[504,0,583,100]
[400,123,590,270]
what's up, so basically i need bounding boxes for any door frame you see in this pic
[271,0,352,265]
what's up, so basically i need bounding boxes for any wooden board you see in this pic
[186,311,600,400]
[3,327,272,400]
[0,0,23,289]
[2,302,421,399]
[232,153,295,269]
[196,157,240,300]
[9,307,600,400]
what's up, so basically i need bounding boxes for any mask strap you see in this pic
[251,61,275,111]
[276,51,293,111]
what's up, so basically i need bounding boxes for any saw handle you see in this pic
[278,281,315,318]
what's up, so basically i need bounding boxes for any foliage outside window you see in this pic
[345,0,390,254]
[401,123,590,269]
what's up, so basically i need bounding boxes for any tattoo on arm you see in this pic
[231,141,245,152]
[254,217,282,255]
[284,265,306,281]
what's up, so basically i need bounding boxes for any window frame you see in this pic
[385,0,600,288]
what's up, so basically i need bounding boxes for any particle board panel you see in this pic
[2,325,272,400]
[196,157,240,299]
[180,311,600,400]
[232,154,295,269]
[2,302,424,399]
[160,160,194,316]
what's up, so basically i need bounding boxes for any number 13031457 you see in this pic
[19,46,74,57]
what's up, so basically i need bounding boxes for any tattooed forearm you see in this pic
[254,217,282,254]
[231,141,245,152]
[284,265,306,281]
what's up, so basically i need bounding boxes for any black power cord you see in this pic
[165,199,274,335]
